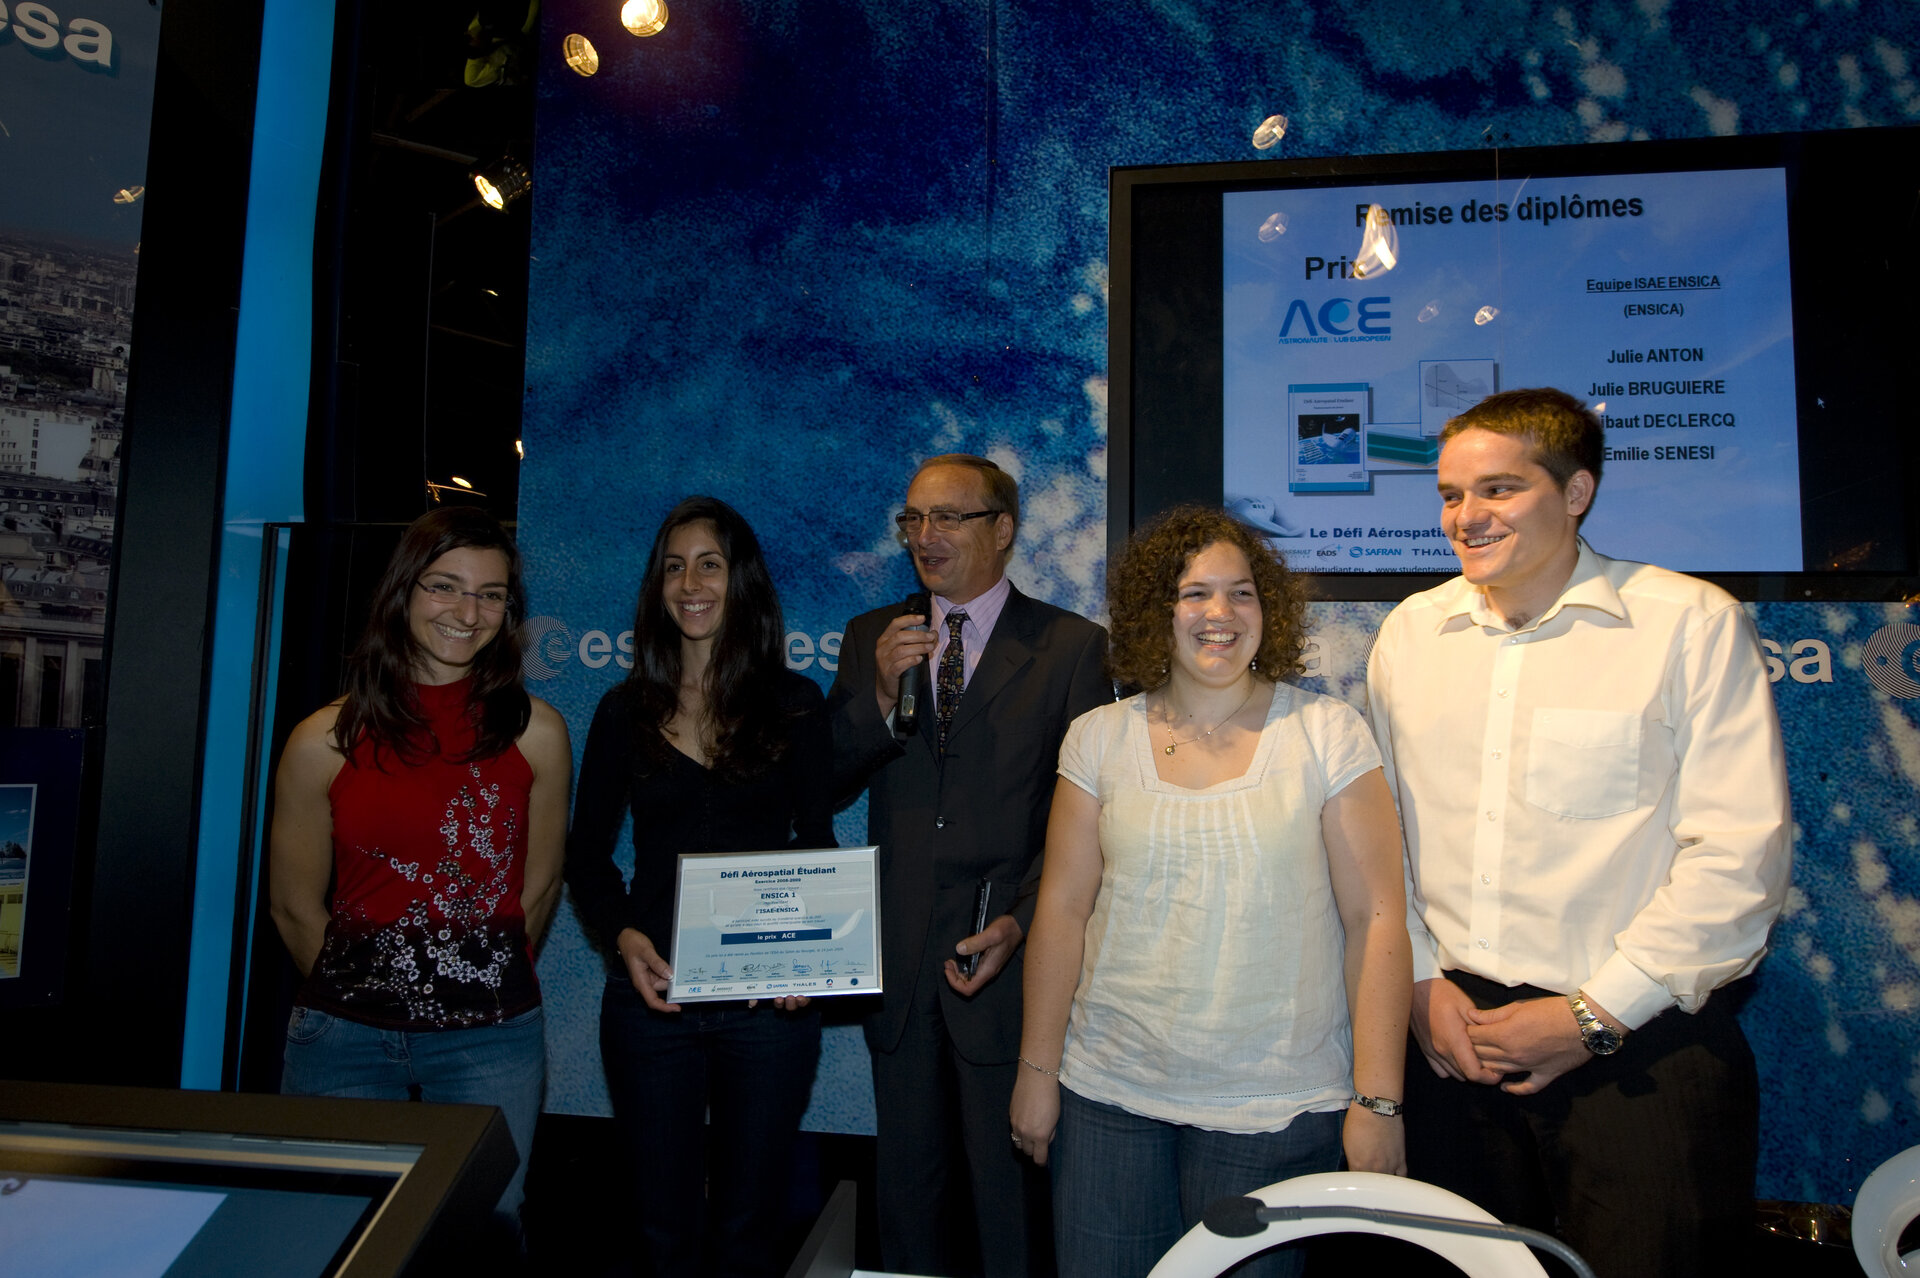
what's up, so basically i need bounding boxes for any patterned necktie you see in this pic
[936,608,968,754]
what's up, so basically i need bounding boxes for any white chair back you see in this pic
[1853,1144,1920,1278]
[1145,1172,1549,1278]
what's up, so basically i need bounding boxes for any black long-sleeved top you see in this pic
[565,669,836,961]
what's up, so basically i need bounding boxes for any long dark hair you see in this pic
[334,506,532,764]
[625,496,791,781]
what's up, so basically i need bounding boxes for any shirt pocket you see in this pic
[1525,707,1641,819]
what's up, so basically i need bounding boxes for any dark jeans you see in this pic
[1403,970,1759,1278]
[281,1004,545,1234]
[600,979,822,1278]
[1049,1087,1342,1278]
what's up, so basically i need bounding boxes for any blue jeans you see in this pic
[600,979,822,1278]
[1050,1087,1342,1278]
[280,1004,546,1233]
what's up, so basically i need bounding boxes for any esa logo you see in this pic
[1860,624,1920,697]
[1279,296,1391,339]
[520,617,620,680]
[0,4,116,67]
[521,616,842,680]
[1759,638,1832,687]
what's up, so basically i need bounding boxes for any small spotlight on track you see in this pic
[472,157,532,211]
[427,477,489,503]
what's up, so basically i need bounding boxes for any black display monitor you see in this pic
[0,1082,516,1278]
[1109,127,1920,599]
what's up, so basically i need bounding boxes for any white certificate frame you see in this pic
[667,846,881,1002]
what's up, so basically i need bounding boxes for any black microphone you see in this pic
[1202,1196,1268,1238]
[895,591,932,734]
[1201,1194,1598,1278]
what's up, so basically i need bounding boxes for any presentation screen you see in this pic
[1113,128,1918,598]
[1223,168,1796,573]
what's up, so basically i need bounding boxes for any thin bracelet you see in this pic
[1019,1056,1060,1077]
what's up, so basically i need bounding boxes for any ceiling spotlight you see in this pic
[1257,211,1289,242]
[563,33,600,75]
[1474,304,1500,326]
[1251,113,1289,150]
[112,185,145,205]
[621,0,668,36]
[472,157,532,211]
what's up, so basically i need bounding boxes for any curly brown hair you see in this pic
[1106,505,1312,692]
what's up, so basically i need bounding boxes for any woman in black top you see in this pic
[566,496,831,1278]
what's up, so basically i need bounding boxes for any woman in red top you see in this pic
[269,506,571,1245]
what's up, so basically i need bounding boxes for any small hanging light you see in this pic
[562,34,600,76]
[1251,113,1289,150]
[1351,204,1399,279]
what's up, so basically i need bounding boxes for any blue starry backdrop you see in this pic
[518,0,1920,1203]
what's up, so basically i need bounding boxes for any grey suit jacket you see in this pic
[828,583,1110,1059]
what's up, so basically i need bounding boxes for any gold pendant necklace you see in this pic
[1162,682,1257,755]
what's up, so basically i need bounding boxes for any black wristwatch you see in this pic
[1352,1094,1404,1117]
[1568,991,1625,1056]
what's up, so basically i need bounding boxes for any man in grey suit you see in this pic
[830,454,1108,1277]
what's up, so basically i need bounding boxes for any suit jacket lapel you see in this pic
[945,584,1035,745]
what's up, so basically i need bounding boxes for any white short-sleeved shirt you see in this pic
[1055,683,1381,1132]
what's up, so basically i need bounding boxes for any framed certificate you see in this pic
[667,847,881,1002]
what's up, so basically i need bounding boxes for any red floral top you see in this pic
[298,678,539,1029]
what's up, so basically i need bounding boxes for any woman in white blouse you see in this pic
[1011,505,1411,1278]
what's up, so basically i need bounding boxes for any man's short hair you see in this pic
[1441,388,1604,521]
[914,453,1021,547]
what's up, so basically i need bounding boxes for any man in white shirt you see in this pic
[1366,388,1790,1278]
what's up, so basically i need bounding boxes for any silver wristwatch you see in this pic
[1568,991,1625,1056]
[1352,1094,1404,1117]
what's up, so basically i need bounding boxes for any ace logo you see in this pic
[1278,296,1391,339]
